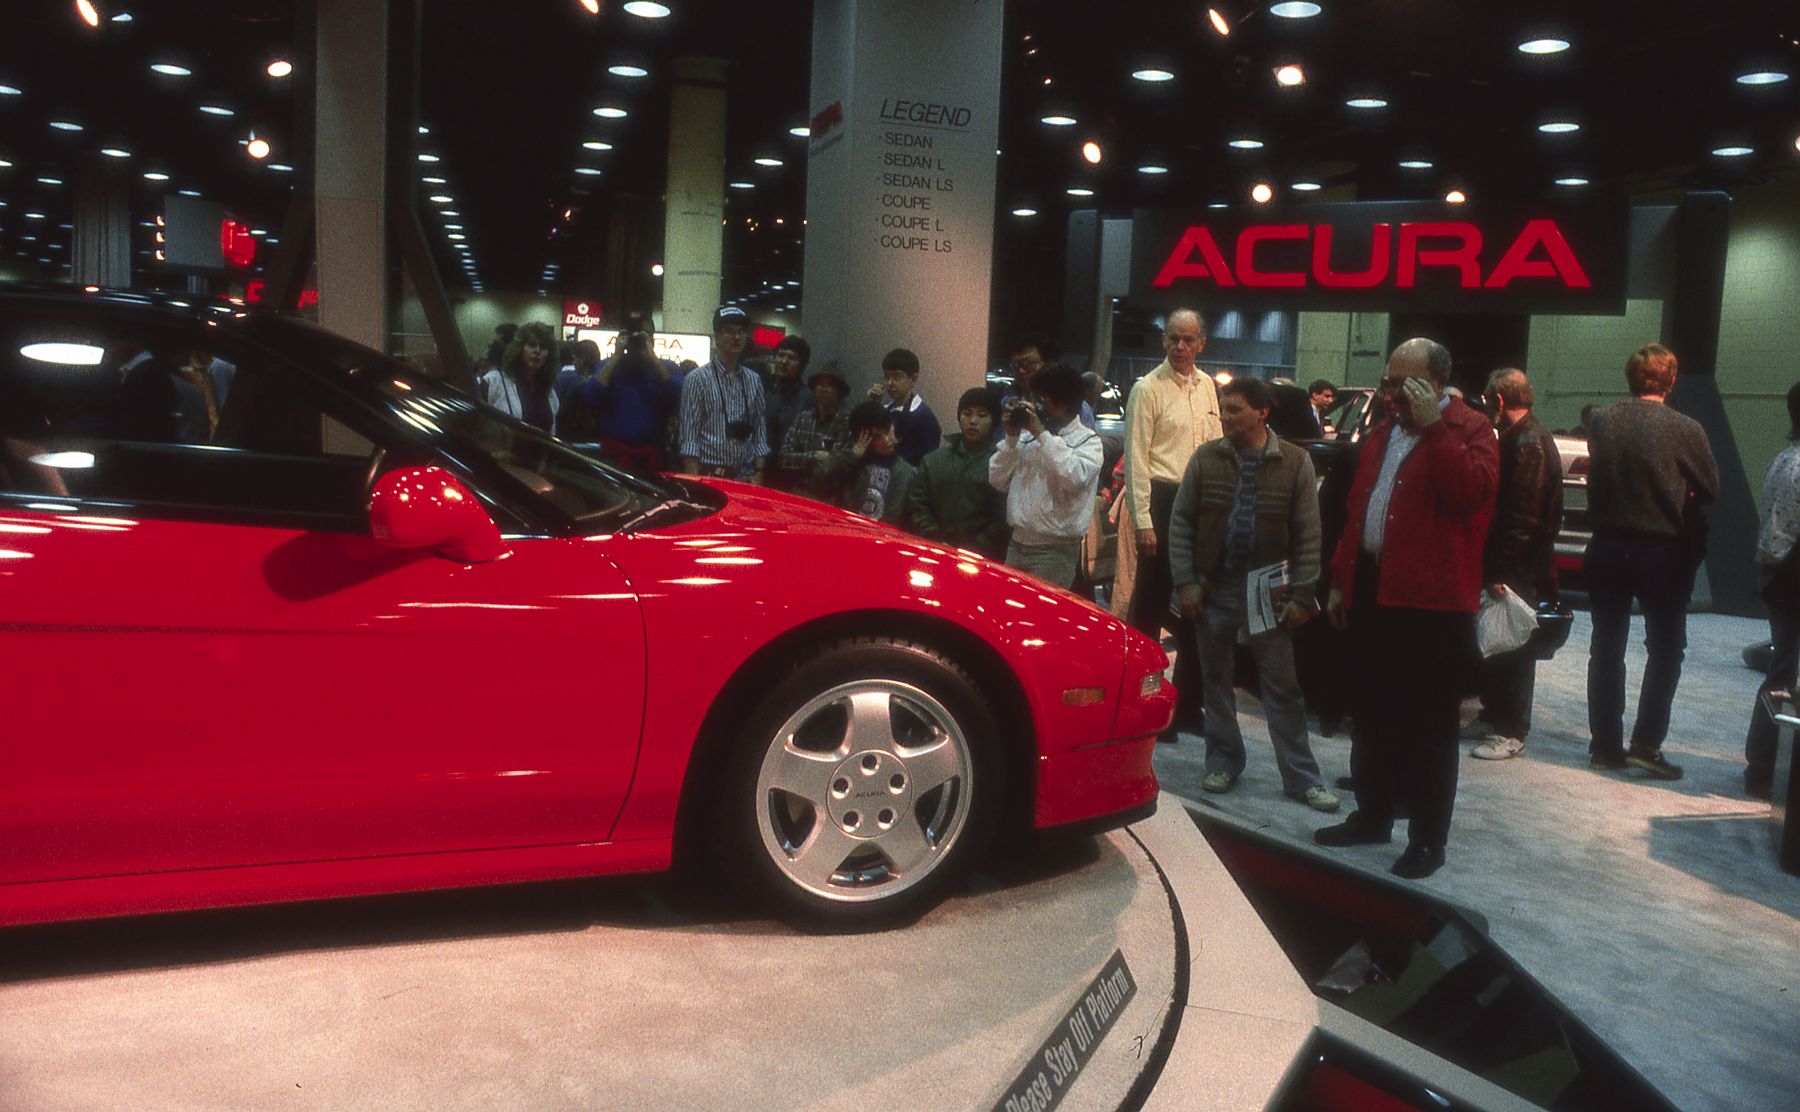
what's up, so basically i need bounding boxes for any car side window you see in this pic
[0,308,379,530]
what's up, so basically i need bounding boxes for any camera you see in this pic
[725,418,753,442]
[1005,399,1040,429]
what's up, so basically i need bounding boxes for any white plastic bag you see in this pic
[1476,584,1538,657]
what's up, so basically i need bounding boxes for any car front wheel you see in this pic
[723,638,1001,928]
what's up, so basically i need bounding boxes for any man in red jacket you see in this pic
[1315,338,1498,879]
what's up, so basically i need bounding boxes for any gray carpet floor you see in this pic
[1152,609,1800,1112]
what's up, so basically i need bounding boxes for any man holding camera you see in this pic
[989,363,1105,589]
[579,314,680,470]
[679,305,769,483]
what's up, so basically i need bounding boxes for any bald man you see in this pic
[1123,308,1222,742]
[1315,338,1498,880]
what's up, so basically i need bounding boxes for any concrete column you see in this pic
[313,0,389,350]
[71,163,131,288]
[802,0,1004,418]
[662,56,728,335]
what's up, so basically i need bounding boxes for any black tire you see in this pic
[717,636,1002,930]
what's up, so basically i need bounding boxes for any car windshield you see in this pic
[242,316,691,532]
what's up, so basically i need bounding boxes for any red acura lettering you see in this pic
[1151,220,1591,291]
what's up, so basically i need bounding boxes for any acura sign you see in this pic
[1131,201,1628,314]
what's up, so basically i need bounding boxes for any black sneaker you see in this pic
[1391,844,1445,880]
[1314,816,1393,847]
[1589,752,1628,771]
[1626,748,1683,780]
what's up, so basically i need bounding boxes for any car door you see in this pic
[0,305,647,884]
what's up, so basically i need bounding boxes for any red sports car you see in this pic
[0,291,1171,928]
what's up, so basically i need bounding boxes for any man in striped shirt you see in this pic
[678,306,769,482]
[1123,308,1223,742]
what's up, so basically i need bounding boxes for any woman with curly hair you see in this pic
[478,320,559,432]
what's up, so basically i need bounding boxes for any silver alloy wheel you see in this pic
[753,678,974,903]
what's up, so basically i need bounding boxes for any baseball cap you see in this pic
[713,305,751,333]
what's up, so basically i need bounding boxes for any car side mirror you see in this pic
[369,466,506,563]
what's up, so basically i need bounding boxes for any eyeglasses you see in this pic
[1165,334,1203,348]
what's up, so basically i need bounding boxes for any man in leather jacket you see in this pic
[1465,369,1563,761]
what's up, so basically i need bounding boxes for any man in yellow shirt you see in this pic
[1124,308,1223,742]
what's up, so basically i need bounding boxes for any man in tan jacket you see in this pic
[1124,308,1222,742]
[1169,377,1337,812]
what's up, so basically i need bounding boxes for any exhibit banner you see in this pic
[1130,200,1629,314]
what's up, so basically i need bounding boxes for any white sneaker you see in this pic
[1459,718,1497,741]
[1471,735,1526,760]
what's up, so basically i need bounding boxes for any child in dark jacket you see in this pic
[817,400,916,526]
[907,387,1009,558]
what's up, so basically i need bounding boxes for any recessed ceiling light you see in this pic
[1137,164,1169,175]
[1398,159,1434,169]
[1012,208,1039,217]
[441,209,460,216]
[1538,121,1580,133]
[1081,141,1102,164]
[150,63,192,77]
[429,194,453,203]
[1554,177,1589,186]
[609,64,649,78]
[1207,7,1230,36]
[1132,69,1175,83]
[1291,180,1322,191]
[622,2,671,17]
[110,11,133,22]
[728,181,754,190]
[1067,187,1095,197]
[447,233,466,241]
[1794,135,1800,153]
[0,159,12,168]
[1346,97,1388,109]
[1227,138,1264,150]
[1275,65,1305,87]
[1207,202,1229,210]
[1251,183,1273,204]
[34,176,62,186]
[268,163,293,172]
[1736,71,1789,85]
[49,120,84,132]
[574,167,603,175]
[100,148,130,159]
[1445,189,1468,204]
[76,0,100,28]
[421,175,447,184]
[1518,38,1570,55]
[1040,115,1078,126]
[0,84,21,96]
[593,106,628,119]
[246,136,271,159]
[177,188,200,196]
[24,211,46,220]
[1269,2,1321,16]
[789,126,810,137]
[418,153,441,163]
[266,59,293,78]
[582,141,614,151]
[443,224,463,231]
[1713,145,1755,157]
[198,104,234,116]
[754,157,784,167]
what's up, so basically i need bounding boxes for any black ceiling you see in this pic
[2,0,1797,333]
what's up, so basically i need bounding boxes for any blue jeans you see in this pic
[1585,533,1694,758]
[1195,574,1323,795]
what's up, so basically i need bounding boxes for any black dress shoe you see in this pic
[1313,816,1393,847]
[1390,844,1445,879]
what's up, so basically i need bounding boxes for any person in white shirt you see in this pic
[990,363,1104,589]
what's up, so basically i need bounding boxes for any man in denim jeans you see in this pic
[1169,377,1338,813]
[1584,344,1719,780]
